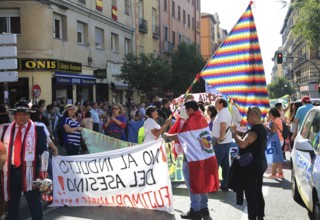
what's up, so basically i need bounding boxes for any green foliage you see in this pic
[117,53,172,98]
[291,0,320,46]
[267,76,295,99]
[170,42,206,95]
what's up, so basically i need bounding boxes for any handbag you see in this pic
[236,152,253,167]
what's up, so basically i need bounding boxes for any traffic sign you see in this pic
[0,46,17,58]
[0,71,18,82]
[0,59,17,70]
[0,34,17,45]
[0,34,18,83]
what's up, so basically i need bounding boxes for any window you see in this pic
[183,10,186,25]
[138,0,144,19]
[0,9,20,34]
[164,26,168,41]
[192,17,195,30]
[301,110,317,140]
[95,27,104,49]
[77,21,85,44]
[164,0,167,11]
[53,13,66,40]
[125,0,130,15]
[172,1,175,17]
[172,31,175,46]
[178,33,182,44]
[111,33,119,53]
[177,6,181,21]
[124,38,132,54]
[188,14,190,28]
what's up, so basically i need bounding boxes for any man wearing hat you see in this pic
[0,100,48,220]
[291,96,314,143]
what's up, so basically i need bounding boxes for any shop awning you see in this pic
[55,72,96,86]
[114,82,129,90]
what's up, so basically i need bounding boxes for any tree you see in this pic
[117,53,172,98]
[170,42,206,95]
[279,0,320,46]
[267,76,295,99]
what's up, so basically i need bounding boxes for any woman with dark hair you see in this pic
[206,105,218,132]
[266,107,284,179]
[143,106,171,143]
[103,103,127,140]
[62,104,83,155]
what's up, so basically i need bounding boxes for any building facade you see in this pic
[280,4,320,99]
[158,0,201,56]
[0,0,136,107]
[200,13,216,61]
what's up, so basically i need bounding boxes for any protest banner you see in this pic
[51,139,173,212]
[82,129,185,182]
[266,132,284,164]
[81,128,136,153]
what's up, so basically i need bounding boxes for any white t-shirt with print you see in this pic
[143,118,161,143]
[211,107,233,144]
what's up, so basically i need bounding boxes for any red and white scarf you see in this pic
[1,120,37,201]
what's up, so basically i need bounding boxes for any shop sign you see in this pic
[93,68,106,79]
[56,76,95,85]
[18,59,82,73]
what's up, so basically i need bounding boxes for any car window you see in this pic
[301,110,316,140]
[309,111,320,152]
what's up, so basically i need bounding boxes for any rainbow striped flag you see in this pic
[200,2,270,119]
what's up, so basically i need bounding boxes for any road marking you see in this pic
[241,186,269,219]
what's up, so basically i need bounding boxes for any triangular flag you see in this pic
[200,2,270,120]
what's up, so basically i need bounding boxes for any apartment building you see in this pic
[200,13,216,61]
[158,0,201,57]
[134,0,160,55]
[0,0,136,106]
[280,5,320,99]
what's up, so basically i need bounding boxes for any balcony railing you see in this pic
[163,41,174,53]
[152,25,160,39]
[139,18,148,34]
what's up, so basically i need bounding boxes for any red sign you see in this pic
[32,84,41,97]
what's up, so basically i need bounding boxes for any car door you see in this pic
[311,110,320,205]
[296,109,317,205]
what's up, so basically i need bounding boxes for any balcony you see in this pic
[152,25,160,39]
[163,41,174,53]
[139,18,148,34]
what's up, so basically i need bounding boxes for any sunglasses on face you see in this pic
[112,108,119,110]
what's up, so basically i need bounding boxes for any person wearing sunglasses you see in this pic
[103,103,127,141]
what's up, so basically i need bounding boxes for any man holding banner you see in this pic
[164,100,219,219]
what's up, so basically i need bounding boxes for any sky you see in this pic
[201,0,289,84]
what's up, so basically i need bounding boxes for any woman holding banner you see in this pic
[143,106,171,143]
[265,107,284,179]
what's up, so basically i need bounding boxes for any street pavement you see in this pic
[10,152,312,220]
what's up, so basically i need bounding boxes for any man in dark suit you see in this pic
[0,100,48,220]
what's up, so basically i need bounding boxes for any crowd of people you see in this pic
[0,94,318,220]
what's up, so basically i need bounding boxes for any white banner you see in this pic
[51,139,173,212]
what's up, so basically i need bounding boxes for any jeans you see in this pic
[183,161,208,212]
[214,142,232,187]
